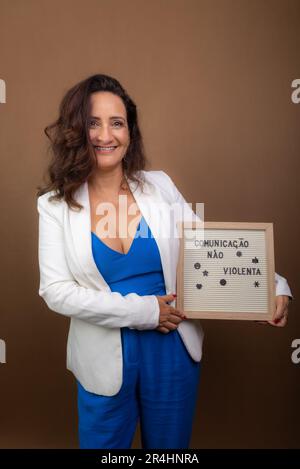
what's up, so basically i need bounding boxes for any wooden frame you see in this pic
[176,221,275,320]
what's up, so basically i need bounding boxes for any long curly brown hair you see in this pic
[36,74,150,210]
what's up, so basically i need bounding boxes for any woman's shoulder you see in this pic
[37,190,66,219]
[139,170,177,203]
[37,189,63,206]
[141,169,174,188]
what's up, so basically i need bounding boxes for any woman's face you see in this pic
[88,91,130,171]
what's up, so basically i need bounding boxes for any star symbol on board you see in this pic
[254,281,260,287]
[203,270,209,276]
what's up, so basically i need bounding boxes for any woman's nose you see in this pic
[96,124,113,142]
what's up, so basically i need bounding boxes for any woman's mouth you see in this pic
[94,146,118,153]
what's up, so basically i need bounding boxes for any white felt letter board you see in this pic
[176,222,275,320]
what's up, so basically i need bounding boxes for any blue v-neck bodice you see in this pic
[91,216,166,296]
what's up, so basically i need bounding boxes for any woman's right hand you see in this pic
[155,294,186,334]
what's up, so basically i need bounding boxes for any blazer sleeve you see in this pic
[37,195,160,329]
[160,171,294,301]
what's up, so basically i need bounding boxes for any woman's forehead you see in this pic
[89,91,126,116]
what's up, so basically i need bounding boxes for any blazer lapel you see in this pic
[68,181,111,290]
[127,176,174,295]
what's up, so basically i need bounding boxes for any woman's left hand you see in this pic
[257,295,290,327]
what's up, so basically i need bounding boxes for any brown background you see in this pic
[0,0,299,448]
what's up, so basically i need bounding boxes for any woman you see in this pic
[37,74,292,449]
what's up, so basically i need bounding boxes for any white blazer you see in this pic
[37,170,293,396]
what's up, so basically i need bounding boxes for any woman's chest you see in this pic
[89,191,142,256]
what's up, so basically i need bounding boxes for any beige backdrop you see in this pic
[0,0,299,448]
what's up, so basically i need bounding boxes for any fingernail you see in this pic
[172,293,177,297]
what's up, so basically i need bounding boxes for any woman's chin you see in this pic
[96,159,123,171]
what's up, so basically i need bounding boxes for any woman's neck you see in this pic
[88,166,128,198]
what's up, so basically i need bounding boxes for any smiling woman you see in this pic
[87,91,130,173]
[36,73,292,450]
[36,74,203,450]
[36,74,148,210]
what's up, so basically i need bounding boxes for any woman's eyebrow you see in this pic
[89,115,126,120]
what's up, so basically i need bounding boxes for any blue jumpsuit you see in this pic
[77,215,201,449]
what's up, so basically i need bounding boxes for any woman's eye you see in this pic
[88,120,124,128]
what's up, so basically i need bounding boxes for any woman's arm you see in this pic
[37,196,160,330]
[275,272,293,301]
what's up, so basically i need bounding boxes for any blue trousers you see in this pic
[76,327,201,449]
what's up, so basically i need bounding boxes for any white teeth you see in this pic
[95,146,116,150]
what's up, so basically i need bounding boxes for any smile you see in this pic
[94,146,118,153]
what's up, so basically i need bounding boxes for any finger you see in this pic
[268,317,287,327]
[176,309,187,318]
[156,326,170,334]
[160,321,178,331]
[272,296,288,323]
[169,306,186,318]
[169,311,187,323]
[162,306,185,320]
[162,294,177,303]
[269,305,288,326]
[159,307,186,326]
[158,318,182,330]
[168,314,184,325]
